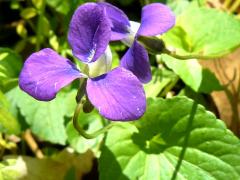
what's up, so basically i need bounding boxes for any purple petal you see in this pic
[121,41,151,83]
[86,67,146,121]
[19,48,83,101]
[137,3,175,36]
[98,2,130,41]
[68,3,111,63]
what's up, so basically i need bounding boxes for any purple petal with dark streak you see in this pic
[98,2,130,41]
[68,3,111,63]
[121,40,151,83]
[86,67,146,121]
[137,3,175,36]
[19,48,83,101]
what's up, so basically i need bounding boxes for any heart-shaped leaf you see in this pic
[7,87,77,145]
[99,97,240,179]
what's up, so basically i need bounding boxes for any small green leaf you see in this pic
[14,39,27,53]
[10,0,20,10]
[20,8,37,19]
[0,91,20,135]
[32,0,44,9]
[99,97,240,180]
[0,48,22,92]
[39,16,50,37]
[47,0,70,15]
[66,110,104,154]
[49,31,59,51]
[163,6,240,57]
[16,23,27,38]
[7,87,77,145]
[161,54,222,93]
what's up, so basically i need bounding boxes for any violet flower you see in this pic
[19,3,146,121]
[100,3,175,83]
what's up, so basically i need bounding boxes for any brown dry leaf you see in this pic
[206,0,225,10]
[200,48,240,136]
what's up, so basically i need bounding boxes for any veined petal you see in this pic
[86,67,146,121]
[68,3,111,63]
[137,3,175,36]
[121,41,151,83]
[98,2,130,41]
[19,48,84,101]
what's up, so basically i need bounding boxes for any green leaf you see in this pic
[144,67,177,98]
[39,16,50,37]
[49,31,59,51]
[20,8,37,19]
[0,91,20,135]
[0,149,93,180]
[16,23,27,38]
[10,0,20,10]
[167,0,190,15]
[32,0,44,9]
[0,109,20,135]
[163,6,240,57]
[161,54,222,93]
[0,91,9,109]
[99,97,240,180]
[0,158,21,180]
[6,87,77,145]
[47,0,70,15]
[66,110,104,154]
[0,48,22,92]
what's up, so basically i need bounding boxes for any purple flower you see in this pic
[19,3,146,121]
[100,3,175,83]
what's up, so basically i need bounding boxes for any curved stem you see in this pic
[76,79,87,103]
[73,102,115,139]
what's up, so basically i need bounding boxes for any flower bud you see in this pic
[137,36,166,55]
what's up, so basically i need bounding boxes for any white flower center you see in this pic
[88,46,112,78]
[121,21,141,47]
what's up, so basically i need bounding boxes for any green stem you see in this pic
[73,102,115,139]
[36,0,46,51]
[164,49,219,60]
[76,79,87,103]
